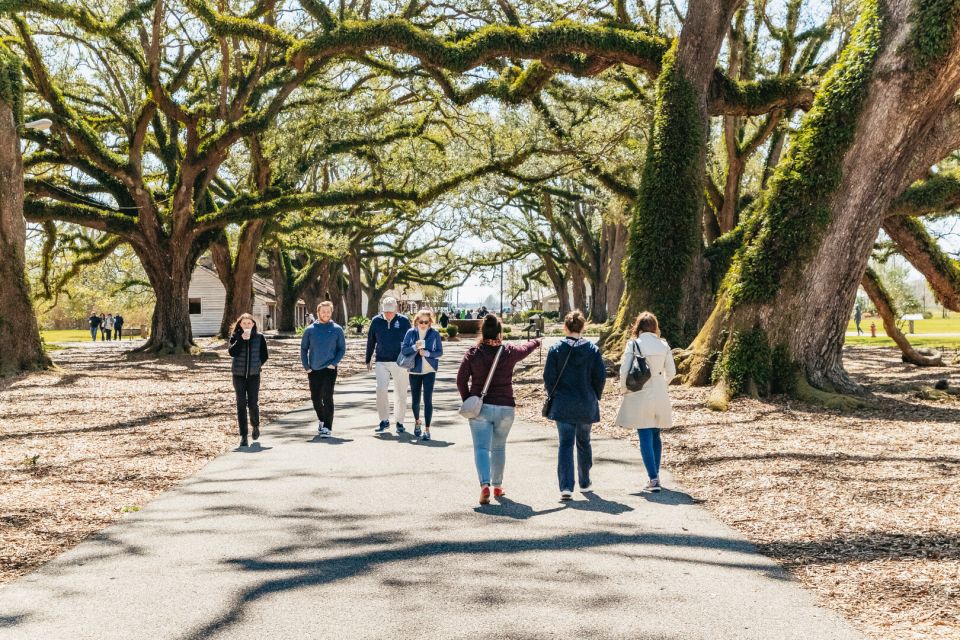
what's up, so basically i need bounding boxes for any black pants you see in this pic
[115,327,123,340]
[232,375,261,437]
[308,368,338,429]
[410,372,436,426]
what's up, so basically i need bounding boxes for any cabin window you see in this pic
[189,298,202,314]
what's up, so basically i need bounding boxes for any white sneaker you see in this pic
[646,478,661,492]
[317,422,325,434]
[580,483,593,493]
[319,426,332,439]
[560,490,573,501]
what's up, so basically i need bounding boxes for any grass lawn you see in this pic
[845,314,960,348]
[41,329,142,344]
[42,329,93,343]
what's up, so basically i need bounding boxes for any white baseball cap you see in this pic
[381,297,398,312]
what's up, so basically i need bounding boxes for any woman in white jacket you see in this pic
[615,312,676,492]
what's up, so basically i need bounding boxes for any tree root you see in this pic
[793,375,872,411]
[706,378,732,411]
[674,347,714,386]
[131,339,199,356]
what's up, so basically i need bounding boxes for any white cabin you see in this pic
[188,262,306,336]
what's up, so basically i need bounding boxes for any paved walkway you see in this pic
[0,345,864,639]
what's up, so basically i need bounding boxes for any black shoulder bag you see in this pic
[542,344,574,418]
[625,339,652,392]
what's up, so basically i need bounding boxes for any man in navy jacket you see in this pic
[365,296,412,434]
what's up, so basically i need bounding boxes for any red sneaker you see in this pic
[493,487,506,498]
[479,485,491,505]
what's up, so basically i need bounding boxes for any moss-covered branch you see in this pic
[708,72,815,116]
[23,198,139,234]
[289,18,669,76]
[883,215,960,310]
[887,168,960,218]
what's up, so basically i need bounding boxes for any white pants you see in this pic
[375,361,409,424]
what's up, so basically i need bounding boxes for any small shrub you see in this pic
[503,326,512,334]
[923,311,934,319]
[446,324,459,338]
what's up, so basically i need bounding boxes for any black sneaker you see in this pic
[375,420,390,433]
[240,437,249,448]
[396,423,406,434]
[252,425,260,441]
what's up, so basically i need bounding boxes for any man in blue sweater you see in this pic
[301,301,346,438]
[365,296,411,434]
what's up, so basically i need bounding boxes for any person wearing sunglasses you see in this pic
[400,310,444,440]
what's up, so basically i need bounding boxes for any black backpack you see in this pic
[625,339,652,392]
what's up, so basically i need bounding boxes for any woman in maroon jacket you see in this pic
[457,314,541,504]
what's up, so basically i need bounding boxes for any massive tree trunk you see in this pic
[603,218,627,321]
[267,249,297,334]
[542,255,570,314]
[609,0,745,350]
[681,0,960,408]
[0,77,49,375]
[312,258,346,325]
[569,263,587,313]
[343,250,364,318]
[861,267,942,367]
[212,220,268,338]
[134,235,202,354]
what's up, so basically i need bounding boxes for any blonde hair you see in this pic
[316,301,334,314]
[233,312,257,334]
[414,309,435,326]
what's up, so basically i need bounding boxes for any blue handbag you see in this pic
[397,349,417,370]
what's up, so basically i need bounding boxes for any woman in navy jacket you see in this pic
[401,310,444,441]
[543,310,606,500]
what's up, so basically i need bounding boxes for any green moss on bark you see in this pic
[723,1,884,306]
[623,42,702,341]
[906,0,960,70]
[0,44,22,125]
[712,327,771,397]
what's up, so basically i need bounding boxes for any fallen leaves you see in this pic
[512,345,960,640]
[0,337,367,583]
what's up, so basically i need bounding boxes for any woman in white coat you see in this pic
[615,311,676,492]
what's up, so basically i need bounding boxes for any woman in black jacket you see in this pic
[228,313,269,447]
[543,310,606,501]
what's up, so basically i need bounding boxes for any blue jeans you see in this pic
[637,428,662,480]
[90,327,98,341]
[410,372,436,426]
[556,422,592,492]
[468,404,515,486]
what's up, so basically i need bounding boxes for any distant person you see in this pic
[366,296,412,434]
[305,312,315,327]
[113,313,124,340]
[300,301,346,439]
[438,311,449,329]
[228,313,269,448]
[401,310,443,441]
[543,310,606,501]
[88,312,101,341]
[465,310,474,319]
[103,314,114,341]
[457,314,541,505]
[854,305,863,336]
[98,314,107,340]
[614,311,676,492]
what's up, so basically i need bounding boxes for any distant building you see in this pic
[187,260,305,336]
